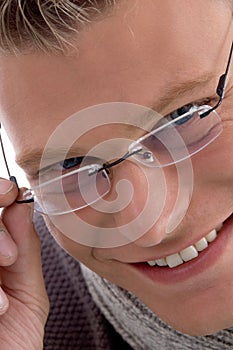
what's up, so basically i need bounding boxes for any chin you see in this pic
[146,292,233,336]
[167,319,233,337]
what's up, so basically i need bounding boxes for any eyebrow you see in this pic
[16,147,87,174]
[154,72,216,112]
[16,72,215,173]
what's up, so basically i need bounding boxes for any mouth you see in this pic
[146,224,222,268]
[132,213,233,284]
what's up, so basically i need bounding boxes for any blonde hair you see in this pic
[0,0,117,54]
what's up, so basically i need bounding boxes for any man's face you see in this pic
[0,0,233,336]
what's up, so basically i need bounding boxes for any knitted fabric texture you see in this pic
[34,214,131,350]
[81,258,233,350]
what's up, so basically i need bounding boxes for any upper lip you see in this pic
[114,213,233,264]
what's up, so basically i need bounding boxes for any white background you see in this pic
[0,127,29,187]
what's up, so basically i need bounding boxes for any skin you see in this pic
[0,0,232,346]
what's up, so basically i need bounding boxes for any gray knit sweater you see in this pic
[35,215,233,350]
[35,215,131,350]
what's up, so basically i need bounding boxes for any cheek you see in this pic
[43,218,116,279]
[73,206,116,228]
[192,125,233,185]
[186,127,233,220]
[43,216,93,263]
[70,163,151,228]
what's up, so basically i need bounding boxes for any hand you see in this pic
[0,179,49,350]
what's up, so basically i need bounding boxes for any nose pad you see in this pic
[107,159,168,246]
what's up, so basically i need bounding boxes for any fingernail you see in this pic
[0,180,13,194]
[0,230,15,258]
[0,288,8,313]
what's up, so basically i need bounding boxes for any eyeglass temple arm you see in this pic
[0,123,34,204]
[200,41,233,119]
[9,176,34,204]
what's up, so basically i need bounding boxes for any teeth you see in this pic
[166,254,183,268]
[216,223,223,232]
[195,237,208,252]
[180,246,198,262]
[206,229,217,242]
[147,224,221,268]
[156,258,167,267]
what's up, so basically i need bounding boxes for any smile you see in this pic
[147,224,223,268]
[132,213,233,284]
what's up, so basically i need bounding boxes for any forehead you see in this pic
[0,0,231,162]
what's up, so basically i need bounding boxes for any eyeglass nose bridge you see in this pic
[96,147,144,175]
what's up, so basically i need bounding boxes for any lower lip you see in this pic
[132,214,233,284]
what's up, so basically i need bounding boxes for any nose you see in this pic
[106,159,169,247]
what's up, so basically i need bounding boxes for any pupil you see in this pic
[61,157,83,169]
[177,104,194,115]
[143,151,152,159]
[170,103,196,126]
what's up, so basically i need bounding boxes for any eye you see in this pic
[60,157,83,169]
[37,155,106,184]
[165,103,198,125]
[60,156,105,171]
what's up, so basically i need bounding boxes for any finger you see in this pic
[0,178,18,207]
[0,227,18,266]
[2,201,41,278]
[0,178,19,264]
[1,200,49,322]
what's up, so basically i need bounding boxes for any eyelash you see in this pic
[61,157,83,169]
[165,102,198,126]
[60,156,103,171]
[161,96,215,126]
[167,102,197,119]
[167,97,213,118]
